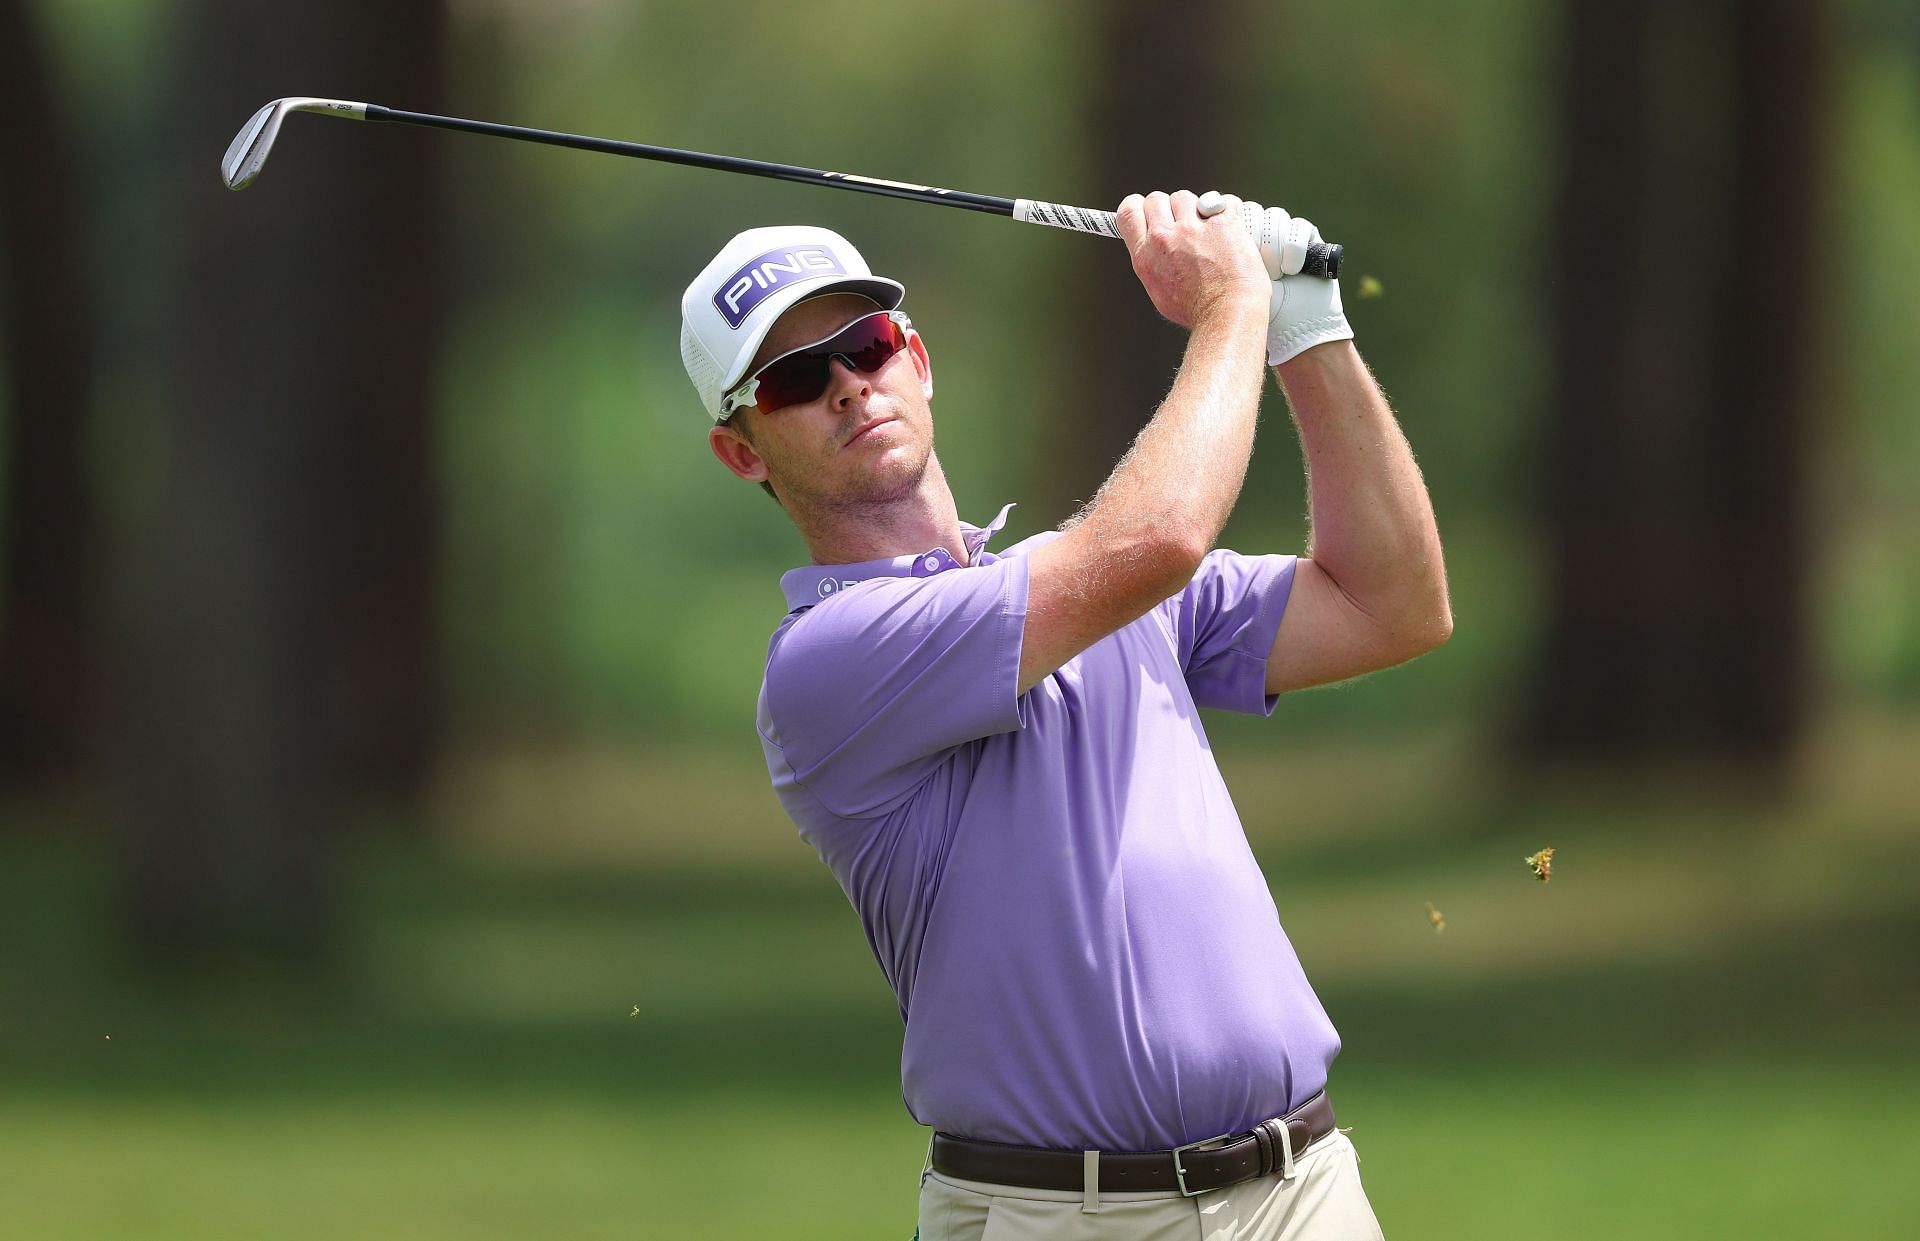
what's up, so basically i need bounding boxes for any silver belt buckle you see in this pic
[1169,1130,1236,1197]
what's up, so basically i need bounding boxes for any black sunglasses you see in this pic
[722,311,912,416]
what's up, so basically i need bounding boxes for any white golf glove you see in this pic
[1202,193,1354,366]
[1257,206,1351,365]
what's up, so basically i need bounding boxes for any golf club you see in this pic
[221,97,1343,279]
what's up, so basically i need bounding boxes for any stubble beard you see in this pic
[807,435,933,517]
[780,406,936,518]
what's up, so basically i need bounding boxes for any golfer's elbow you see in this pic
[1360,603,1450,676]
[1409,601,1454,657]
[1102,516,1213,598]
[1133,529,1211,600]
[1394,570,1454,660]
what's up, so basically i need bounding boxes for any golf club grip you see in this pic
[1013,199,1342,280]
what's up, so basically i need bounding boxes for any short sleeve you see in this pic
[1163,549,1297,715]
[762,556,1030,817]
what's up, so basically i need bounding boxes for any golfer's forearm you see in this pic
[1274,342,1450,637]
[1075,295,1269,559]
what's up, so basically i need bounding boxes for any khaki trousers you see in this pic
[917,1130,1385,1241]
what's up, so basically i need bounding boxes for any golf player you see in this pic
[680,190,1448,1239]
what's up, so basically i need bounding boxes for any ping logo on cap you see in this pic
[714,246,847,328]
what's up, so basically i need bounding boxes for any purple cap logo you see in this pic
[714,245,848,329]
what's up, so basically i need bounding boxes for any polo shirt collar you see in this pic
[780,503,1017,610]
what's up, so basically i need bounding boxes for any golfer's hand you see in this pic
[1116,190,1271,329]
[1230,200,1354,366]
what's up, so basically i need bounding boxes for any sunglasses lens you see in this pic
[835,318,907,373]
[747,313,906,413]
[751,354,830,413]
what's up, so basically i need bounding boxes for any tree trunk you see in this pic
[317,1,448,798]
[119,0,445,963]
[1045,0,1241,518]
[0,0,96,788]
[1526,0,1826,770]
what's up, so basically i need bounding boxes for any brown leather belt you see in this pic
[930,1091,1336,1197]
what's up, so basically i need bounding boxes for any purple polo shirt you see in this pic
[757,505,1340,1152]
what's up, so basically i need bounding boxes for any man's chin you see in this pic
[798,452,931,513]
[852,457,930,504]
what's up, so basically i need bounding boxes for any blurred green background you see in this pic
[2,0,1917,1237]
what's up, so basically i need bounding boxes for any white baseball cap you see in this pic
[680,225,906,423]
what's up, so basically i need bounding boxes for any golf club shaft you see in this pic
[364,105,1342,279]
[371,106,1010,214]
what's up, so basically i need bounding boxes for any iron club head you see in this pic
[220,97,368,190]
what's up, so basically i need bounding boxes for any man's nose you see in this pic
[826,355,870,404]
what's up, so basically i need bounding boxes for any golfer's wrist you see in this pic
[1271,336,1357,380]
[1194,282,1273,326]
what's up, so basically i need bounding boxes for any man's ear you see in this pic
[709,422,769,484]
[908,329,934,400]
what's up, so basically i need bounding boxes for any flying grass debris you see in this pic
[1525,848,1555,883]
[1424,901,1446,932]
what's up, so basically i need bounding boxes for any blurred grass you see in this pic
[4,713,1918,1239]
